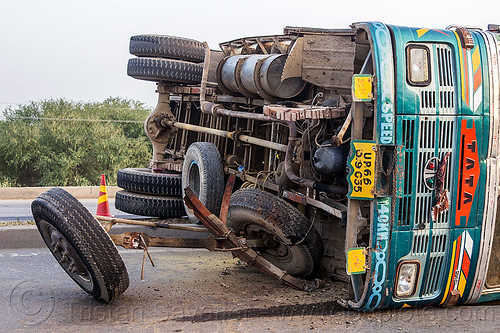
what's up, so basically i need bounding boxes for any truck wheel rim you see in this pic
[39,220,94,289]
[246,224,292,262]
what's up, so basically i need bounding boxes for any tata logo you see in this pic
[423,157,440,190]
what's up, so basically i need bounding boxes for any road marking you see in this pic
[10,252,40,257]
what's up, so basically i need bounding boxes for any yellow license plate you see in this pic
[348,141,376,199]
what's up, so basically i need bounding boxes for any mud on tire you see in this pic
[31,188,129,303]
[227,188,323,277]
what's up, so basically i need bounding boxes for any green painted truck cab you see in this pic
[347,22,500,310]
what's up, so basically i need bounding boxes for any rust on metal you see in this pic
[432,152,451,221]
[282,189,307,205]
[442,289,460,307]
[111,232,216,250]
[219,35,298,56]
[183,186,318,291]
[219,174,236,225]
[263,105,346,121]
[455,27,475,49]
[157,82,216,96]
[114,232,142,249]
[103,220,116,232]
[96,215,209,233]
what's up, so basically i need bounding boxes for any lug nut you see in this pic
[60,251,69,263]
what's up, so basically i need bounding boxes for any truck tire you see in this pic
[127,57,203,84]
[129,35,205,63]
[182,142,224,223]
[227,188,323,277]
[115,190,184,218]
[117,168,182,196]
[31,188,129,303]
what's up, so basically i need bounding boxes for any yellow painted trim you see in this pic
[472,47,480,73]
[99,184,107,193]
[458,271,467,297]
[417,29,429,38]
[440,239,457,305]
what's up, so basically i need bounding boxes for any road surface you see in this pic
[0,198,144,222]
[1,247,499,332]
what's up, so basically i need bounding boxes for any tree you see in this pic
[0,97,152,186]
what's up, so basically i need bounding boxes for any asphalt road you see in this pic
[0,199,144,222]
[1,247,499,333]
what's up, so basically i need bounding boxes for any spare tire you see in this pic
[31,188,129,303]
[127,57,203,84]
[117,168,182,196]
[182,142,224,223]
[130,35,205,63]
[115,190,184,218]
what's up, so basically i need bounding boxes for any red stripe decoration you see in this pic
[462,250,471,279]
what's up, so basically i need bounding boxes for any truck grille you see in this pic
[397,117,455,228]
[395,43,457,301]
[411,231,430,255]
[421,229,448,296]
[398,119,415,226]
[409,229,448,297]
[419,44,455,114]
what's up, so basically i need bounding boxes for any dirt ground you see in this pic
[2,247,499,333]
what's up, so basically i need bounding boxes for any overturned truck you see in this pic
[32,22,500,311]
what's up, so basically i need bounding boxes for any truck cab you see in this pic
[345,23,500,310]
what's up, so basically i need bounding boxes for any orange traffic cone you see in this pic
[96,174,113,217]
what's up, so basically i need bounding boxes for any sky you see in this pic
[0,0,498,112]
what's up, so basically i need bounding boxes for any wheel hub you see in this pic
[40,220,93,289]
[246,224,291,261]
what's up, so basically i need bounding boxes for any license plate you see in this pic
[348,141,376,199]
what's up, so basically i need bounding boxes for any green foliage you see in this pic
[0,97,152,186]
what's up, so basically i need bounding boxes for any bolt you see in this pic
[60,251,69,263]
[51,241,61,252]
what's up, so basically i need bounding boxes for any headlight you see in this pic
[395,261,420,298]
[406,45,430,86]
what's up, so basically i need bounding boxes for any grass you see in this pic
[0,220,36,226]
